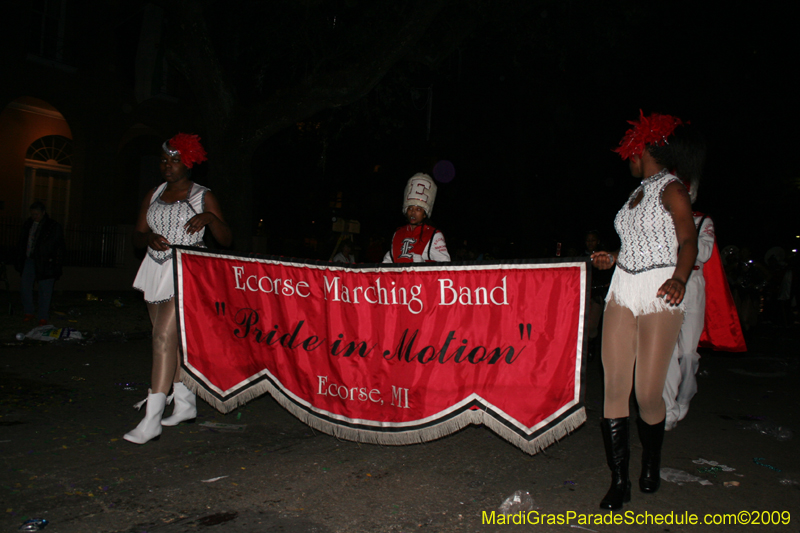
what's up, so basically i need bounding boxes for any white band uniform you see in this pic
[606,170,684,316]
[133,182,208,303]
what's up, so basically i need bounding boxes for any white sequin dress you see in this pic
[133,182,208,303]
[606,170,685,316]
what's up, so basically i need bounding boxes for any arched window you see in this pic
[24,135,72,225]
[26,135,73,165]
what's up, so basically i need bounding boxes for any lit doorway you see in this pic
[24,135,72,225]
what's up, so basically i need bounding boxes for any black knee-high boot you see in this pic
[600,417,631,510]
[637,417,665,493]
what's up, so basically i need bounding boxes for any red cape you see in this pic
[698,242,747,352]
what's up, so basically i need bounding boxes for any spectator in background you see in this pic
[728,247,766,331]
[14,201,65,326]
[763,247,790,326]
[364,236,386,263]
[333,242,356,263]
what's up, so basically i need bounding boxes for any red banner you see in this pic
[174,247,589,454]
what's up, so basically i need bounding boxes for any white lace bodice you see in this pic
[146,182,208,264]
[614,170,682,274]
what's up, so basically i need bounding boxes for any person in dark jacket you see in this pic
[14,202,65,325]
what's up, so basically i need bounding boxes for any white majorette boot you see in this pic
[161,382,197,426]
[123,390,166,444]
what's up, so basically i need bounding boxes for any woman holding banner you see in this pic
[126,134,232,445]
[591,111,703,510]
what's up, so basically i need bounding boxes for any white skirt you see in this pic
[606,266,685,317]
[133,254,174,304]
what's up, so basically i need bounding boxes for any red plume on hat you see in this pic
[614,110,684,160]
[165,133,207,168]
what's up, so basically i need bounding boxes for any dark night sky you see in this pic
[252,2,799,261]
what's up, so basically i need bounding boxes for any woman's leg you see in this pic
[162,335,198,426]
[147,300,179,395]
[598,299,637,509]
[601,300,638,418]
[634,309,684,424]
[124,299,174,444]
[172,348,183,383]
[633,308,684,493]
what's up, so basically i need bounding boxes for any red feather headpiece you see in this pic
[164,133,208,169]
[614,110,684,160]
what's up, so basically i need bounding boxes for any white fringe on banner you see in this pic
[482,409,586,455]
[180,374,585,455]
[181,373,268,414]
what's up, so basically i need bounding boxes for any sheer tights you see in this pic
[147,299,181,394]
[602,299,684,424]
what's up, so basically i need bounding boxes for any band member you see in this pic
[592,111,703,510]
[127,133,231,444]
[662,210,713,430]
[383,173,450,263]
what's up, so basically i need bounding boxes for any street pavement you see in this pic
[1,292,798,532]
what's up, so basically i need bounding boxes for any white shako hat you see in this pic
[402,173,438,218]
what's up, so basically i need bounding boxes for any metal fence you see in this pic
[0,217,128,268]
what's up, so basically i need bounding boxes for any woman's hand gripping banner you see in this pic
[174,247,589,455]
